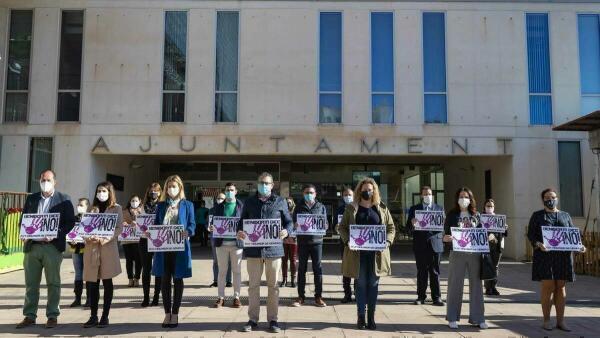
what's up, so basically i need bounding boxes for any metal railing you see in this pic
[0,192,28,255]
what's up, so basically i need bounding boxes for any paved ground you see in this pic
[0,243,599,338]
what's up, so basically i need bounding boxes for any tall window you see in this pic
[578,14,600,115]
[371,12,394,124]
[423,12,447,124]
[215,11,239,123]
[558,141,583,217]
[27,137,53,193]
[526,13,552,125]
[319,12,342,124]
[162,11,187,122]
[57,10,84,122]
[4,10,33,122]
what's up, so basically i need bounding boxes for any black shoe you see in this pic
[413,298,425,305]
[279,279,287,288]
[209,281,218,287]
[83,299,90,308]
[357,314,366,329]
[492,288,501,296]
[341,295,352,303]
[70,298,82,308]
[226,282,233,288]
[83,316,98,328]
[97,316,109,328]
[485,289,493,296]
[151,294,160,306]
[141,298,150,307]
[432,299,445,306]
[242,320,258,332]
[290,281,296,288]
[367,310,376,330]
[269,320,281,333]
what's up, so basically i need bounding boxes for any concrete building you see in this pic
[1,0,599,260]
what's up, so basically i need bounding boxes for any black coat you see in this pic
[212,199,244,248]
[406,203,444,253]
[22,191,76,253]
[293,200,327,245]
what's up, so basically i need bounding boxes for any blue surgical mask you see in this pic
[225,191,235,200]
[257,183,272,196]
[304,194,315,202]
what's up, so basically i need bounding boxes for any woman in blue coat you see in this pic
[151,175,195,328]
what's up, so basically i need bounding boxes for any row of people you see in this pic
[16,169,586,333]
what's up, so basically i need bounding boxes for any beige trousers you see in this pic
[246,257,282,322]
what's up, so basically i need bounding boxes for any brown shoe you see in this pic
[16,317,35,329]
[291,297,305,307]
[232,298,242,308]
[315,297,327,307]
[45,318,57,329]
[213,298,225,308]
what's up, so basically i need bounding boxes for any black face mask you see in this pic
[544,199,558,209]
[361,191,373,201]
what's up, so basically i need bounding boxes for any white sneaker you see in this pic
[479,322,489,329]
[448,321,459,329]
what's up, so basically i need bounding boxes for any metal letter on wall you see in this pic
[180,136,196,152]
[452,138,468,154]
[361,139,379,154]
[140,136,152,152]
[314,138,332,153]
[225,137,241,153]
[270,135,285,153]
[92,137,110,153]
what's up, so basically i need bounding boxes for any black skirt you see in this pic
[531,249,575,282]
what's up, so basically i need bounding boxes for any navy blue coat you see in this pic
[238,193,293,258]
[212,199,244,248]
[22,191,76,253]
[406,203,444,253]
[152,200,196,279]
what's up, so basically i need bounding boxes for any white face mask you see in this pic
[343,195,353,204]
[168,187,180,198]
[77,206,87,214]
[131,201,140,209]
[97,191,109,202]
[40,181,54,193]
[423,195,433,205]
[485,207,494,214]
[458,198,470,209]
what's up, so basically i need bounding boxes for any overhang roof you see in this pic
[553,110,600,132]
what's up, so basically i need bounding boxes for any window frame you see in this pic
[161,9,189,124]
[56,9,85,123]
[370,11,396,125]
[421,11,448,125]
[317,10,344,125]
[213,9,241,124]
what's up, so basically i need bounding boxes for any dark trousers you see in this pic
[356,251,379,315]
[88,279,113,318]
[297,243,323,298]
[198,225,209,246]
[123,243,141,279]
[139,238,161,301]
[162,252,184,314]
[414,244,442,301]
[340,240,353,297]
[282,242,298,279]
[484,240,503,291]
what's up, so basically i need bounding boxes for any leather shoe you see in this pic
[432,299,444,306]
[413,298,425,305]
[45,318,57,329]
[16,317,35,329]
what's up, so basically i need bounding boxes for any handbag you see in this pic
[480,253,497,280]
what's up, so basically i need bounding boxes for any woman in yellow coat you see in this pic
[82,181,123,328]
[338,177,395,330]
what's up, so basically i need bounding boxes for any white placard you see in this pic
[20,213,61,240]
[211,216,239,239]
[413,210,445,232]
[147,225,186,252]
[480,214,507,233]
[80,213,118,239]
[542,226,583,252]
[349,224,387,251]
[296,214,328,236]
[135,214,155,232]
[119,226,141,242]
[337,214,343,225]
[66,223,84,244]
[451,227,490,253]
[242,219,282,247]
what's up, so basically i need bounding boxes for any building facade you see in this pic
[1,0,599,259]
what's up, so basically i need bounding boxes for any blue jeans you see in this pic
[211,237,231,283]
[72,252,84,281]
[356,251,379,315]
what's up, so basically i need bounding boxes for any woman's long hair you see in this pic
[92,181,117,210]
[353,177,382,206]
[450,186,477,215]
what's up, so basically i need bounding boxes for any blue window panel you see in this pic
[558,141,583,217]
[526,13,551,94]
[578,15,600,95]
[216,11,239,92]
[424,94,447,124]
[371,12,394,93]
[319,93,342,123]
[423,13,446,93]
[372,94,394,123]
[319,12,342,92]
[582,96,600,114]
[529,95,553,125]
